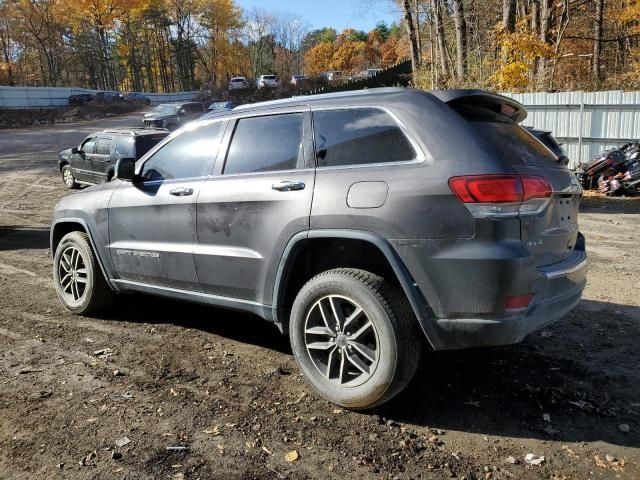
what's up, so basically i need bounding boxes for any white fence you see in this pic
[0,86,199,109]
[504,90,640,167]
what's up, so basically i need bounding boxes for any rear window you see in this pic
[470,122,562,169]
[451,102,563,169]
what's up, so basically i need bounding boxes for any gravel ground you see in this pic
[0,114,638,479]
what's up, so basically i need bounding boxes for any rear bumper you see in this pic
[391,233,587,350]
[431,250,586,349]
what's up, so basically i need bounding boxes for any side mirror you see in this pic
[115,158,137,182]
[178,109,186,117]
[558,155,570,167]
[71,147,79,155]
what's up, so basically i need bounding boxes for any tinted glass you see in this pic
[313,108,416,167]
[224,113,303,175]
[471,122,561,169]
[134,134,169,160]
[140,123,223,181]
[95,137,112,155]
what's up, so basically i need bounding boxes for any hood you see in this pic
[143,112,173,120]
[59,147,73,159]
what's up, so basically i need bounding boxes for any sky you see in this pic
[235,0,399,32]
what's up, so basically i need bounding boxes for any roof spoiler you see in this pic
[429,89,528,123]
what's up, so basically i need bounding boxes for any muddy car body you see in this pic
[51,88,587,409]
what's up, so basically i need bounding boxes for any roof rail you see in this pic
[101,127,168,135]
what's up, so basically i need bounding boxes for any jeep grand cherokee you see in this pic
[51,88,587,409]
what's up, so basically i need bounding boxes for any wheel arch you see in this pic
[50,218,115,292]
[272,230,435,348]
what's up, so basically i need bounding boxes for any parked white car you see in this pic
[229,77,249,91]
[257,75,280,89]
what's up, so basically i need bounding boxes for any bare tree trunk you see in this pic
[414,0,422,61]
[401,0,420,71]
[503,0,516,33]
[549,0,570,90]
[592,0,604,86]
[537,0,552,84]
[432,0,449,79]
[452,0,467,80]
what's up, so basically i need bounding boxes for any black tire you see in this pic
[53,231,114,315]
[61,164,78,189]
[289,268,421,410]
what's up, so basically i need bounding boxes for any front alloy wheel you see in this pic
[57,245,89,304]
[53,231,113,315]
[61,165,78,189]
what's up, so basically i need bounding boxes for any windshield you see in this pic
[231,78,245,82]
[263,75,276,80]
[152,104,180,115]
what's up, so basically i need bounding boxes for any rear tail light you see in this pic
[449,174,552,218]
[504,294,533,311]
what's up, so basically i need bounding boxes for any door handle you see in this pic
[169,187,194,196]
[272,180,305,192]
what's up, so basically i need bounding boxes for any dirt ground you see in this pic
[0,114,639,480]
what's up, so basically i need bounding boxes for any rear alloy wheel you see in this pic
[290,268,422,410]
[53,231,113,315]
[61,165,78,189]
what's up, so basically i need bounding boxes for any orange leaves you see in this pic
[330,40,366,71]
[304,42,335,76]
[304,26,407,76]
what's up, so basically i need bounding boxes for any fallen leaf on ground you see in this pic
[285,450,299,462]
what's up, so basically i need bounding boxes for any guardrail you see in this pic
[0,86,200,109]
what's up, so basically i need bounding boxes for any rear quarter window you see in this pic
[313,108,416,168]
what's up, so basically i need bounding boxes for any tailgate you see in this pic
[515,166,581,267]
[441,91,582,268]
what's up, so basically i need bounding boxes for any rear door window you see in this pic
[95,137,113,156]
[312,108,416,167]
[223,113,304,175]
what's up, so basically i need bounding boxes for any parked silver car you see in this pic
[229,77,249,91]
[257,75,279,89]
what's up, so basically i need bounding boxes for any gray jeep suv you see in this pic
[51,88,587,409]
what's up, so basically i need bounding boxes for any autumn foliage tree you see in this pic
[304,23,406,76]
[402,0,640,92]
